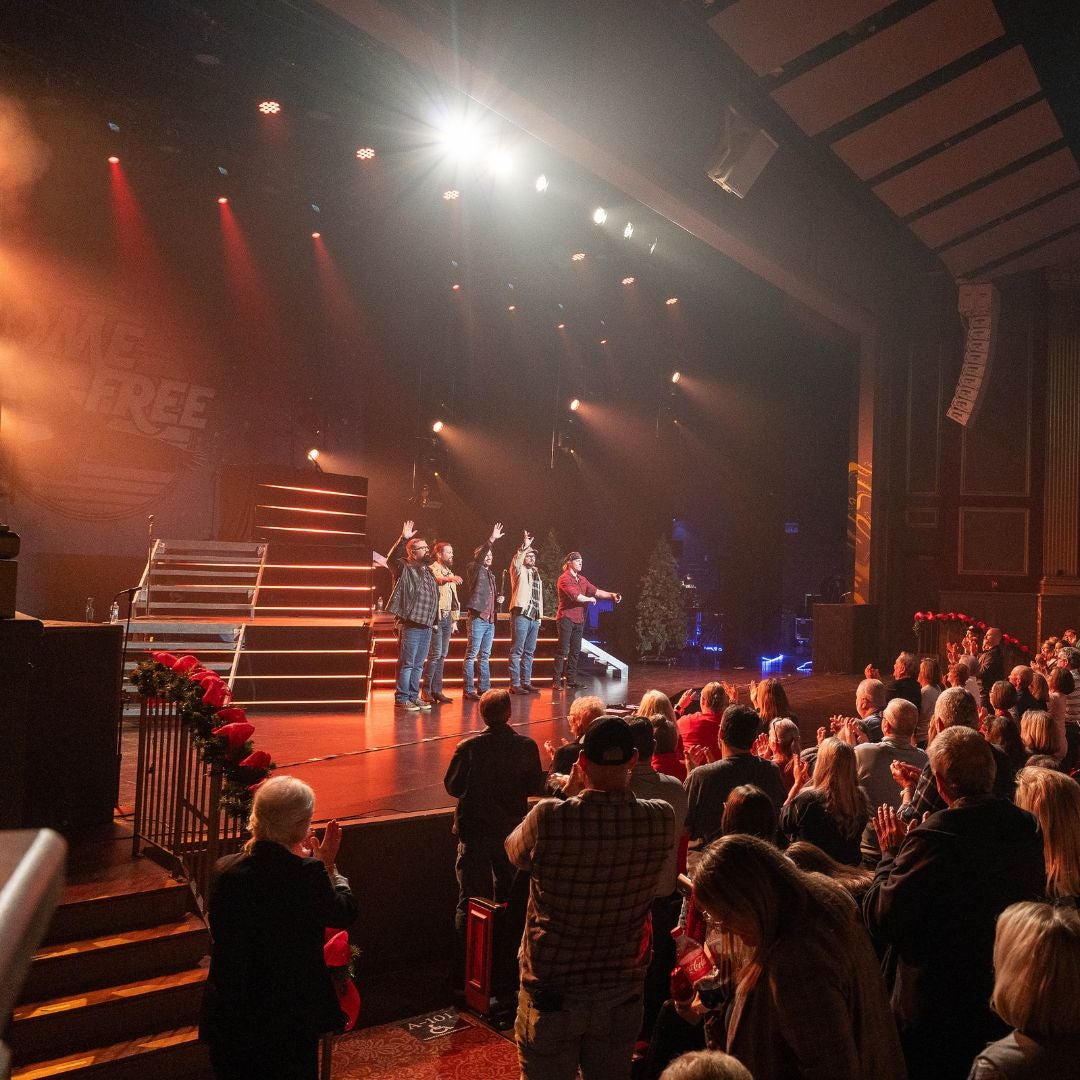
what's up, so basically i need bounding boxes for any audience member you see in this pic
[989,679,1018,719]
[1013,765,1080,902]
[751,677,793,727]
[650,711,688,781]
[719,784,778,844]
[876,651,921,709]
[547,695,605,777]
[691,835,905,1080]
[1028,669,1050,709]
[1047,667,1076,768]
[507,716,675,1080]
[967,901,1080,1079]
[917,656,944,747]
[779,737,869,866]
[864,726,1045,1080]
[658,1050,752,1080]
[200,776,357,1080]
[677,682,726,761]
[1008,665,1041,717]
[983,713,1028,774]
[977,627,1006,706]
[763,718,800,791]
[443,688,546,984]
[1019,709,1057,760]
[784,841,874,904]
[831,678,886,743]
[684,706,786,847]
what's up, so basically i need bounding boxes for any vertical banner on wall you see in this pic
[946,283,999,427]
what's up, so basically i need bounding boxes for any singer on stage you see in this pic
[461,523,505,701]
[553,551,621,689]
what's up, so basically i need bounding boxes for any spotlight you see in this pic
[571,252,586,262]
[650,239,659,255]
[535,174,549,192]
[307,448,320,462]
[258,100,281,115]
[311,231,321,239]
[443,189,460,201]
[451,283,461,291]
[217,196,228,204]
[569,398,581,412]
[107,121,121,132]
[217,165,229,176]
[310,203,320,214]
[666,297,679,305]
[507,305,516,312]
[107,155,120,164]
[621,276,635,286]
[671,371,681,384]
[355,147,375,160]
[600,338,608,345]
[487,149,513,175]
[623,222,634,239]
[432,420,444,433]
[557,323,566,330]
[592,207,607,225]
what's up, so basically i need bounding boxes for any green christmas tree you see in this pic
[536,528,564,617]
[636,537,686,658]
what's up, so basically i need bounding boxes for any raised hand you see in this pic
[721,680,739,703]
[307,819,342,870]
[829,714,849,734]
[402,520,416,539]
[522,530,533,548]
[864,663,881,680]
[490,522,505,542]
[612,593,622,604]
[890,760,922,791]
[875,805,910,855]
[791,754,810,789]
[685,744,711,770]
[751,732,769,758]
[816,725,827,746]
[747,680,758,707]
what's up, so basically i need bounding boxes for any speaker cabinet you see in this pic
[707,108,779,199]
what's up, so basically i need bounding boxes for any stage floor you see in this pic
[117,662,860,823]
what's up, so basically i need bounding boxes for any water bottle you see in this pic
[109,600,121,624]
[85,597,95,623]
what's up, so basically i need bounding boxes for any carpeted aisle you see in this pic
[330,1014,519,1079]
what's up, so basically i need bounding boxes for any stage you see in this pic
[116,662,860,823]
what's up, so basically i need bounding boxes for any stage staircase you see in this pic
[9,845,212,1079]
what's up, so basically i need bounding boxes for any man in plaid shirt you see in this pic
[506,716,676,1080]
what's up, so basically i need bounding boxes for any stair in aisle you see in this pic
[10,844,213,1079]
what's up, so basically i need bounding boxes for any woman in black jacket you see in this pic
[200,775,358,1079]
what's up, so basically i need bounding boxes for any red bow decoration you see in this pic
[189,670,220,685]
[323,931,360,1032]
[215,706,248,725]
[238,749,271,770]
[152,651,179,668]
[212,721,255,752]
[202,681,233,708]
[172,655,200,674]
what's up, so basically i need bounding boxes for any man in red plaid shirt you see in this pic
[506,716,675,1079]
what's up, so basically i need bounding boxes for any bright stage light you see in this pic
[569,399,581,412]
[217,165,229,176]
[258,100,281,115]
[443,189,460,201]
[355,147,375,160]
[666,297,679,305]
[592,207,607,225]
[507,305,516,312]
[557,323,566,330]
[649,238,658,255]
[600,339,608,345]
[436,117,483,161]
[307,448,320,462]
[535,174,548,193]
[621,276,635,286]
[107,155,119,164]
[671,371,681,384]
[451,283,461,291]
[623,222,634,239]
[217,196,228,205]
[432,420,444,433]
[311,231,321,239]
[487,149,513,175]
[571,252,586,262]
[107,121,121,132]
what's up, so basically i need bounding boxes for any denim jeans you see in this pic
[509,613,541,687]
[553,617,584,682]
[464,616,495,693]
[396,623,433,703]
[426,613,454,694]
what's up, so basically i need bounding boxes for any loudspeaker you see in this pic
[707,107,778,199]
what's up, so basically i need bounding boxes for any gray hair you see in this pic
[660,1050,753,1080]
[856,678,886,711]
[247,775,315,851]
[928,725,995,798]
[883,698,919,741]
[934,685,978,728]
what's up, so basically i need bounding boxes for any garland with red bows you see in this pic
[911,611,1031,656]
[130,652,275,818]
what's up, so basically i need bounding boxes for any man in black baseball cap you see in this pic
[552,552,622,690]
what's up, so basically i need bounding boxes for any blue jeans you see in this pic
[426,613,454,694]
[509,613,541,687]
[464,616,495,693]
[396,624,433,703]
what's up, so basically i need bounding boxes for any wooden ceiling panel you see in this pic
[941,185,1080,276]
[873,100,1062,216]
[832,45,1039,179]
[984,230,1080,279]
[771,0,1004,136]
[708,0,891,76]
[911,148,1079,249]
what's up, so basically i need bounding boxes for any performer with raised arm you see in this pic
[552,551,621,690]
[462,523,506,701]
[508,530,544,695]
[422,540,462,705]
[385,520,439,712]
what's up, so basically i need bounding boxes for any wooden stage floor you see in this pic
[118,662,860,823]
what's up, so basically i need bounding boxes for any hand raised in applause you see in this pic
[402,520,417,539]
[816,725,828,746]
[489,522,505,543]
[721,680,739,704]
[685,744,712,770]
[306,819,342,871]
[751,732,769,758]
[864,663,881,680]
[875,805,919,855]
[522,530,533,549]
[891,760,923,792]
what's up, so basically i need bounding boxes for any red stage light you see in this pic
[258,100,281,115]
[107,155,120,164]
[355,147,375,160]
[217,196,228,204]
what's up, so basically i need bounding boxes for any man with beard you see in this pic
[508,530,544,695]
[385,520,439,712]
[462,523,506,701]
[422,540,463,705]
[553,552,621,690]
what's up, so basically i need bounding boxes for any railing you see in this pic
[131,696,245,911]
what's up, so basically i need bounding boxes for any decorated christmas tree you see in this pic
[636,537,686,658]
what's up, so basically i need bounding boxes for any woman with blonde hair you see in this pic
[1013,766,1080,902]
[753,677,792,726]
[917,656,944,746]
[691,835,905,1080]
[200,776,356,1079]
[765,717,801,792]
[1019,709,1057,759]
[779,737,870,865]
[968,901,1080,1077]
[639,689,686,777]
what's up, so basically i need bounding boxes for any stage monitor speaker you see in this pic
[707,108,778,199]
[812,603,879,675]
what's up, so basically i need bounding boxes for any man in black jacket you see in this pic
[461,523,505,700]
[865,726,1045,1080]
[444,688,546,982]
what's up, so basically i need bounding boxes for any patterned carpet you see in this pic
[330,1014,519,1079]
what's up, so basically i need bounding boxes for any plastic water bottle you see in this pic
[85,597,95,623]
[109,600,121,624]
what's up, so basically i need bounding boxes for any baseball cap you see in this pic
[582,716,636,766]
[562,551,582,565]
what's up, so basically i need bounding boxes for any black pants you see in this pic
[554,617,584,682]
[641,892,682,1039]
[209,1035,319,1079]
